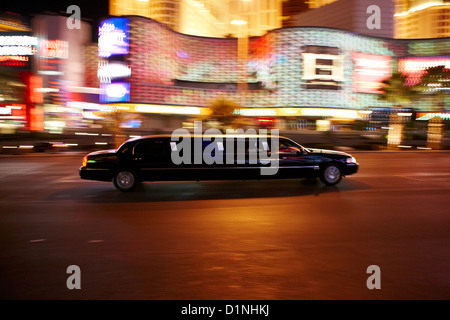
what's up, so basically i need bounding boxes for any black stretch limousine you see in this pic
[79,134,359,192]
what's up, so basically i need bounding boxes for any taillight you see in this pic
[82,156,88,167]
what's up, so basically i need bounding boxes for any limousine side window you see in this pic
[134,139,168,157]
[223,138,269,164]
[279,139,300,149]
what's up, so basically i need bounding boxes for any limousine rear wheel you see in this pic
[113,169,138,192]
[320,163,342,186]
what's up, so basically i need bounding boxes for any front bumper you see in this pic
[79,166,114,181]
[343,163,359,176]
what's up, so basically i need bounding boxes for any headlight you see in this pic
[82,156,88,167]
[346,156,357,164]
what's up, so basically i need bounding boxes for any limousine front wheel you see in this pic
[320,163,342,186]
[113,169,138,192]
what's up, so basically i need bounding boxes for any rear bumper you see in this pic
[79,167,114,181]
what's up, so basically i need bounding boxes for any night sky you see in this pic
[1,0,109,23]
[1,0,109,41]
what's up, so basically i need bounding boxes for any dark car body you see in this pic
[79,134,358,191]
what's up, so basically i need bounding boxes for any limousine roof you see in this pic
[125,133,286,142]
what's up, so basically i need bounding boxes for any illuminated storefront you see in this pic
[0,32,39,131]
[97,16,450,129]
[31,14,94,133]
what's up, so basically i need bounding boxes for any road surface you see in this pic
[0,151,449,300]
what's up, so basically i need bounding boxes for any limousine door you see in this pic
[185,137,258,181]
[132,138,175,181]
[219,137,266,180]
[277,138,318,178]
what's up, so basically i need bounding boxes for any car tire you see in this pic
[319,163,342,186]
[113,168,138,192]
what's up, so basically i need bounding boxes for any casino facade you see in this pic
[97,15,450,130]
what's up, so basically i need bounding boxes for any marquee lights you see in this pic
[0,45,36,55]
[235,108,277,116]
[234,108,366,119]
[135,104,202,115]
[0,55,29,62]
[0,36,37,46]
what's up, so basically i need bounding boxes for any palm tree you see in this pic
[100,107,140,148]
[414,66,450,149]
[378,72,415,149]
[202,97,243,130]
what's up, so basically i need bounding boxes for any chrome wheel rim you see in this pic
[324,166,340,183]
[116,171,134,189]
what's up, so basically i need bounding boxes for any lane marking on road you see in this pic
[29,239,47,243]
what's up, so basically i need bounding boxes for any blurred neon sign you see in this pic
[100,82,130,103]
[399,56,450,86]
[0,35,37,67]
[98,62,131,82]
[98,18,129,58]
[353,53,392,94]
[0,104,26,120]
[39,40,68,59]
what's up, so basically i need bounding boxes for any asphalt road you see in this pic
[0,151,449,300]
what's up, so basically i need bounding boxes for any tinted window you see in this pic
[134,139,168,157]
[279,138,300,149]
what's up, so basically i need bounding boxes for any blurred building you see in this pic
[300,0,450,39]
[0,12,35,132]
[292,0,395,38]
[94,16,449,131]
[228,0,282,37]
[307,0,337,8]
[395,0,450,38]
[0,12,31,32]
[282,0,309,27]
[31,14,99,132]
[109,0,282,37]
